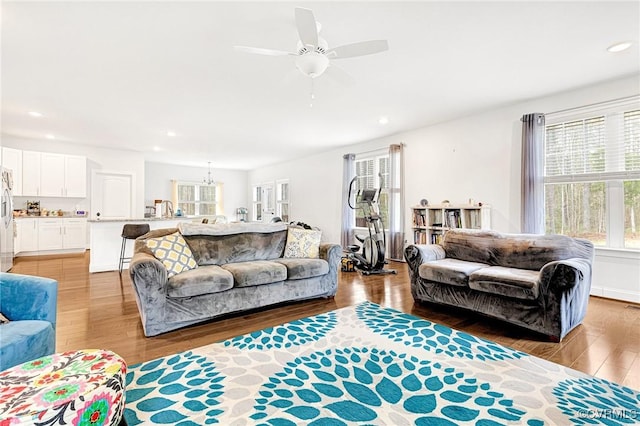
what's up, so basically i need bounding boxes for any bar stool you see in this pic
[119,224,150,273]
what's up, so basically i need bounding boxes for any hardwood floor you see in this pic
[9,252,640,389]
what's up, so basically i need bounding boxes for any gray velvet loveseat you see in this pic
[405,229,594,341]
[129,222,341,336]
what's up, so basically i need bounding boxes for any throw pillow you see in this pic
[145,232,198,278]
[283,227,321,259]
[0,312,9,324]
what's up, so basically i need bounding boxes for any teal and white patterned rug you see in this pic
[123,302,640,425]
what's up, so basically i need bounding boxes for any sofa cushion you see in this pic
[419,258,489,287]
[167,265,234,298]
[145,232,198,278]
[274,258,329,280]
[181,224,288,265]
[469,266,540,301]
[442,229,594,271]
[0,320,56,371]
[221,261,287,288]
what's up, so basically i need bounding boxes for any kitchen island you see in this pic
[89,217,192,273]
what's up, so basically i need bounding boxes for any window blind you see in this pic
[624,109,640,172]
[545,108,640,184]
[356,158,375,189]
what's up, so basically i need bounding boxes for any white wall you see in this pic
[145,162,248,219]
[249,74,640,302]
[3,135,146,217]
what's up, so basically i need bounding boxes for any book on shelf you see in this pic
[414,230,427,244]
[413,211,426,227]
[469,210,480,229]
[430,233,443,244]
[445,210,461,228]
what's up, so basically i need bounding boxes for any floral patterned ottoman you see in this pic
[0,349,126,426]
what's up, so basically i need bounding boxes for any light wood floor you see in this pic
[10,252,640,389]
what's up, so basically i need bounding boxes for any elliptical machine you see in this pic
[346,175,396,275]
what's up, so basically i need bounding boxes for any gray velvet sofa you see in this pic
[129,222,341,336]
[404,229,594,341]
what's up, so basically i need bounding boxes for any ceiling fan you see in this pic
[234,7,389,80]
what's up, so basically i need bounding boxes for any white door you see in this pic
[91,171,134,220]
[261,182,275,222]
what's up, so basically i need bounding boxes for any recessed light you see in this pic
[167,131,176,137]
[379,116,389,125]
[607,41,632,53]
[28,111,44,118]
[45,134,55,140]
[153,146,161,152]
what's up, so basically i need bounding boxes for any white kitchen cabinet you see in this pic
[40,153,66,197]
[64,155,87,197]
[16,217,87,254]
[62,218,87,249]
[1,147,23,196]
[17,218,38,252]
[22,151,42,197]
[38,218,63,251]
[19,150,86,198]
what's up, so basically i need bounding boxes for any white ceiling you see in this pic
[2,1,639,170]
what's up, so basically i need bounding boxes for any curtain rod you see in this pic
[546,95,640,116]
[348,143,404,158]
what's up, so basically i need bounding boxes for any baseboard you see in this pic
[601,288,640,304]
[16,249,86,257]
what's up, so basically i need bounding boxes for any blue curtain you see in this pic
[341,154,356,249]
[388,144,405,260]
[521,113,545,234]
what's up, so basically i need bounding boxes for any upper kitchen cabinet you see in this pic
[40,152,65,196]
[64,155,87,197]
[22,150,41,197]
[21,150,87,198]
[1,147,23,196]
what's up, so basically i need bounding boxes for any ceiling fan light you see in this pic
[295,52,329,78]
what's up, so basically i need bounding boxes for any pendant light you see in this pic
[203,162,216,185]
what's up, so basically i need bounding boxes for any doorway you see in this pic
[91,170,135,220]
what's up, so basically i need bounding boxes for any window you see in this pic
[253,183,276,221]
[354,154,389,228]
[252,185,262,221]
[175,182,221,216]
[544,101,640,249]
[276,180,290,222]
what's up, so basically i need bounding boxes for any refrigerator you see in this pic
[1,167,14,272]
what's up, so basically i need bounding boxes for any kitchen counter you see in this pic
[87,217,187,223]
[15,215,88,219]
[89,218,192,273]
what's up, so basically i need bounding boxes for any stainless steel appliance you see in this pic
[1,167,14,272]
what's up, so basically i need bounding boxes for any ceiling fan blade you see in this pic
[234,46,295,56]
[328,40,389,59]
[324,64,355,86]
[295,7,318,49]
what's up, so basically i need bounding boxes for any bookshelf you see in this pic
[411,204,491,244]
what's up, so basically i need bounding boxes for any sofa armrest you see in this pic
[404,244,446,271]
[0,272,58,329]
[129,252,169,304]
[319,243,342,263]
[539,258,592,293]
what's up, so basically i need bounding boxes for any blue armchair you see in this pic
[0,272,58,371]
